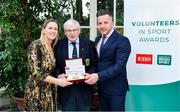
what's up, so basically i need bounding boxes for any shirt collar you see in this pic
[68,38,79,45]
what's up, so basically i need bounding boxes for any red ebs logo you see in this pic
[136,54,153,64]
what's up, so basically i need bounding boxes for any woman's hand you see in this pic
[57,73,73,87]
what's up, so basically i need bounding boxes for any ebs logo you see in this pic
[136,54,153,64]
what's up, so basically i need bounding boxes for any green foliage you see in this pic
[0,26,28,97]
[0,0,72,97]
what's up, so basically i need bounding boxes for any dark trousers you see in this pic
[60,85,92,111]
[99,93,126,111]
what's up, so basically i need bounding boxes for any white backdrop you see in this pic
[124,0,180,85]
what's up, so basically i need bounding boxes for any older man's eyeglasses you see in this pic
[65,29,79,33]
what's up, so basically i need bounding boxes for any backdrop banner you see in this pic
[124,0,180,111]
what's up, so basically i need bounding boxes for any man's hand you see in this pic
[84,73,99,85]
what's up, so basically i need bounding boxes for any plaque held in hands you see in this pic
[65,58,85,82]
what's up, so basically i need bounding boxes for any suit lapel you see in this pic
[62,38,69,59]
[79,38,86,58]
[100,31,116,57]
[95,36,101,46]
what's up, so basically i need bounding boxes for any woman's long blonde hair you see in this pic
[40,19,60,47]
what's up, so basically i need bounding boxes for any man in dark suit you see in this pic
[85,9,131,111]
[54,19,97,111]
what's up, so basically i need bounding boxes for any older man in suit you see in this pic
[54,19,97,111]
[85,9,131,111]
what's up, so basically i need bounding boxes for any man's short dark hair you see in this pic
[96,9,112,17]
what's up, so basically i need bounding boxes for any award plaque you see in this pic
[65,58,85,82]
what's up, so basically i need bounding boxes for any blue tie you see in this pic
[100,36,106,51]
[72,42,77,58]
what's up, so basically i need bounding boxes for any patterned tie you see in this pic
[72,42,77,58]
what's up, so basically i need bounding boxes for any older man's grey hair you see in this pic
[63,19,80,29]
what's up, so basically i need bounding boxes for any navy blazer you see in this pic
[54,37,98,105]
[95,30,131,95]
[54,37,97,75]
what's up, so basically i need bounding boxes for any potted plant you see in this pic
[0,21,28,111]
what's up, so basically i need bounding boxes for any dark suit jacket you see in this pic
[54,37,98,106]
[95,30,131,95]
